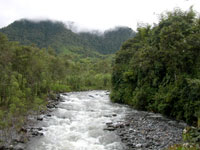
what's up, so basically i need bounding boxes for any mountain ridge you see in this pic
[0,19,136,55]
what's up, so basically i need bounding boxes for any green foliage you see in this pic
[0,20,135,55]
[79,27,136,54]
[50,82,71,93]
[168,127,200,150]
[111,8,200,125]
[182,127,200,143]
[168,143,200,150]
[0,32,113,144]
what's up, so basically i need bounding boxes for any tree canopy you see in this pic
[0,20,135,55]
[0,32,113,143]
[111,8,200,125]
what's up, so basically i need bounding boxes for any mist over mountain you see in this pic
[0,19,136,54]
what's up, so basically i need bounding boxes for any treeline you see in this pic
[0,33,112,142]
[0,20,135,55]
[79,27,135,54]
[111,8,200,126]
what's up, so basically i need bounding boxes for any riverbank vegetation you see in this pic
[111,8,200,126]
[0,19,136,146]
[0,33,112,143]
[111,8,200,148]
[1,6,200,149]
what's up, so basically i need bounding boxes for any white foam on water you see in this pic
[26,91,128,150]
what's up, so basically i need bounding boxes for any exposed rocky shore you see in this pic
[104,110,187,150]
[0,94,62,150]
[1,92,187,150]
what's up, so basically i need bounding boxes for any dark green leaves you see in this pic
[111,8,200,125]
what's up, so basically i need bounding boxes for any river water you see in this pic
[26,91,129,150]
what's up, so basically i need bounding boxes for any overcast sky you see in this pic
[0,0,200,31]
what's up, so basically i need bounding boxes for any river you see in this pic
[25,90,184,150]
[26,91,129,150]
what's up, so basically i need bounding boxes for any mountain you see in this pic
[79,27,135,54]
[0,19,136,55]
[0,19,87,53]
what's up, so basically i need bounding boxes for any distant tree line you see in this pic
[0,20,135,55]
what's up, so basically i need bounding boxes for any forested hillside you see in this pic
[111,8,200,126]
[1,8,200,149]
[0,19,135,55]
[0,32,112,142]
[0,18,136,146]
[79,27,135,54]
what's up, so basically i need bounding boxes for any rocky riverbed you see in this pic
[1,91,187,150]
[0,94,62,150]
[104,110,186,150]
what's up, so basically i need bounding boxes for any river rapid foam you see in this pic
[26,91,128,150]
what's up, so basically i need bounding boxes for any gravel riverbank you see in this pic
[104,109,187,150]
[0,94,62,150]
[1,91,187,150]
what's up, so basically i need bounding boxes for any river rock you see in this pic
[135,143,142,148]
[62,93,68,96]
[60,99,65,102]
[20,127,27,133]
[0,146,6,150]
[13,144,25,150]
[104,127,116,131]
[31,131,43,137]
[46,114,52,117]
[112,114,117,117]
[37,116,43,121]
[13,137,25,144]
[89,95,94,98]
[178,122,187,128]
[109,111,184,150]
[23,91,185,150]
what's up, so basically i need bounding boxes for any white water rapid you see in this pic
[26,91,129,150]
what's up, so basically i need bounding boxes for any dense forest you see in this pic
[111,8,200,126]
[0,18,136,145]
[0,7,200,149]
[0,20,135,55]
[0,32,113,142]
